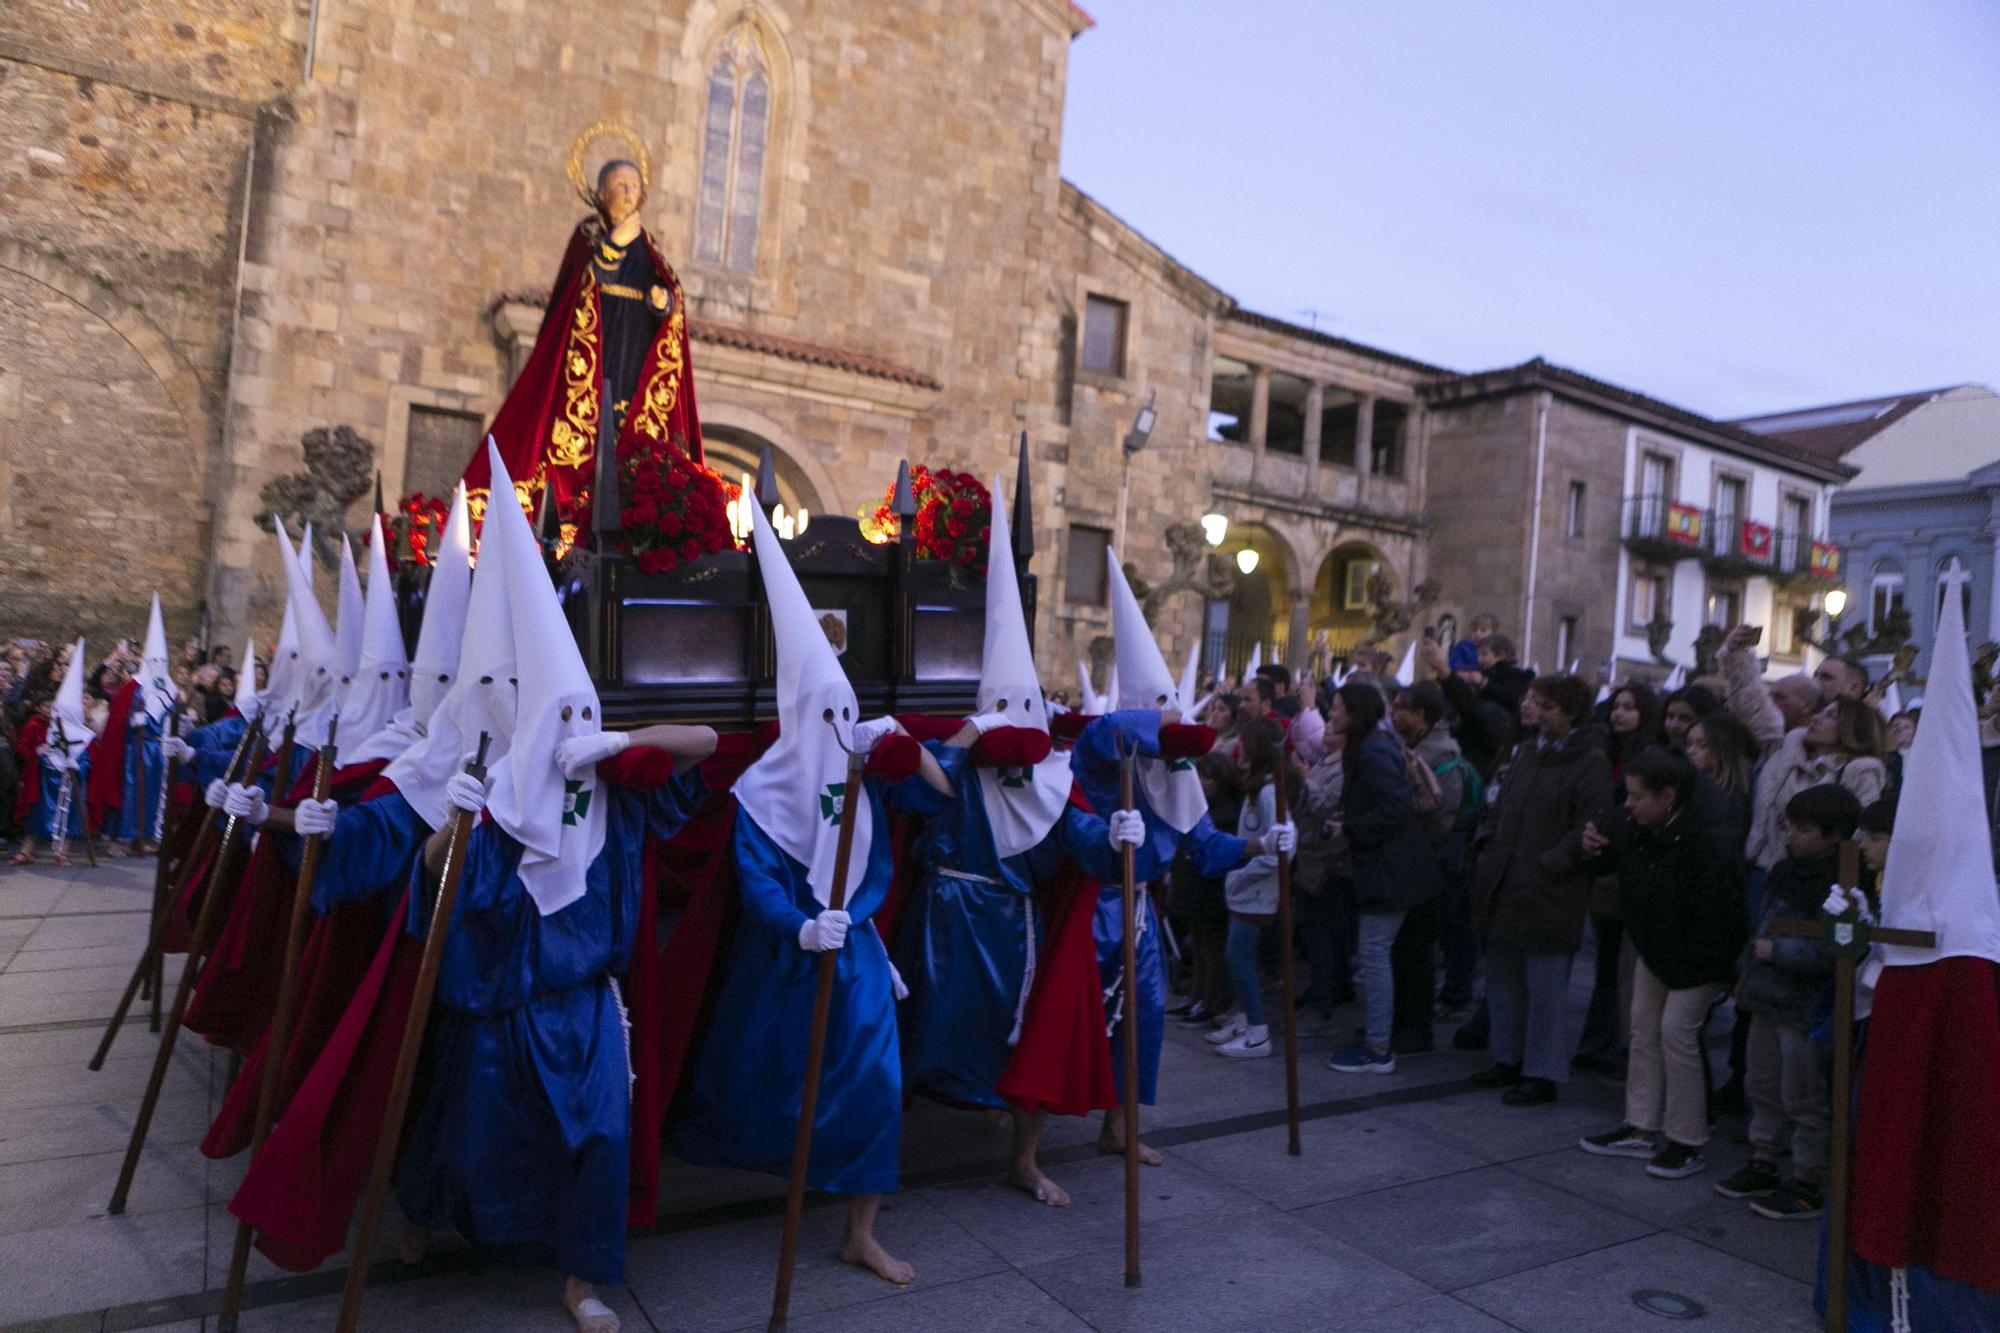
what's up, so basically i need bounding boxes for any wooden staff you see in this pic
[88,708,263,1071]
[1273,740,1301,1156]
[129,709,150,856]
[1769,840,1933,1333]
[335,733,491,1333]
[216,717,338,1333]
[145,710,182,1034]
[107,722,271,1214]
[769,748,870,1328]
[1117,737,1141,1288]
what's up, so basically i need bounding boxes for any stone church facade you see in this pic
[0,0,1443,686]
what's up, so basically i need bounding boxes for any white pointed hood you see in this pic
[1396,638,1417,687]
[45,637,94,770]
[337,516,412,754]
[351,484,472,766]
[333,533,366,691]
[974,478,1069,857]
[138,594,178,725]
[1879,680,1903,721]
[1662,662,1687,692]
[275,517,341,747]
[261,526,305,739]
[1177,639,1200,711]
[234,636,259,714]
[1867,570,2000,975]
[481,445,605,917]
[384,459,517,844]
[1245,642,1263,682]
[1077,662,1103,716]
[733,502,872,906]
[1106,547,1207,833]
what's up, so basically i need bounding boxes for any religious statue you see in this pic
[461,122,705,542]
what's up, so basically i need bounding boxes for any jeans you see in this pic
[1226,915,1265,1027]
[1436,850,1480,1007]
[1301,877,1354,1013]
[1625,958,1721,1146]
[1356,909,1406,1051]
[1486,940,1575,1082]
[1575,914,1631,1066]
[1746,1015,1829,1183]
[1391,896,1438,1045]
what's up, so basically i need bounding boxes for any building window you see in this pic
[694,23,772,272]
[1080,295,1129,377]
[1705,584,1741,630]
[1937,557,1973,623]
[1208,356,1253,443]
[1342,558,1381,611]
[1779,493,1812,572]
[1565,481,1586,540]
[1318,388,1359,468]
[403,404,484,500]
[1064,524,1111,606]
[1712,474,1746,556]
[1869,560,1906,633]
[1266,371,1310,455]
[1371,401,1409,478]
[1771,598,1802,657]
[1630,569,1668,630]
[1634,450,1675,538]
[1556,615,1579,670]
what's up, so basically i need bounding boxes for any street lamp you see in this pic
[1236,548,1260,576]
[1200,512,1229,547]
[1823,587,1848,619]
[1113,388,1158,556]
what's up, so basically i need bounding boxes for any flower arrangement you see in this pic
[616,436,739,574]
[857,465,991,572]
[374,492,452,569]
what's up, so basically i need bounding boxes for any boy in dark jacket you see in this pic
[1576,749,1747,1178]
[1715,782,1861,1219]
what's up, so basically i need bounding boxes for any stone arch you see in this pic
[1216,520,1299,677]
[0,242,217,640]
[696,401,842,514]
[1309,538,1397,660]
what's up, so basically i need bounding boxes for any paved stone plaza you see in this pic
[0,857,1825,1332]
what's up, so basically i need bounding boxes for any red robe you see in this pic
[459,219,703,537]
[85,678,139,832]
[12,713,48,823]
[1851,956,2000,1292]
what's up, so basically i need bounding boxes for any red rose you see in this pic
[979,525,990,544]
[702,529,726,553]
[952,496,973,517]
[947,516,966,538]
[679,537,701,560]
[667,466,691,489]
[660,511,684,538]
[958,546,977,566]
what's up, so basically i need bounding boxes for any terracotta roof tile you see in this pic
[1727,389,1954,463]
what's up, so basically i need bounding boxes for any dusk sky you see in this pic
[1058,1,2000,420]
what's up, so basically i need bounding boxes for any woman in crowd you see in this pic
[1168,695,1246,1028]
[1326,680,1439,1075]
[1293,686,1354,1024]
[1471,675,1614,1105]
[1576,682,1662,1076]
[1661,684,1721,754]
[1206,716,1292,1058]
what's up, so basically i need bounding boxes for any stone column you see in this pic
[1406,404,1428,518]
[1300,381,1325,496]
[1354,393,1377,506]
[1248,364,1271,487]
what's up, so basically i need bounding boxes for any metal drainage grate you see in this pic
[1631,1289,1707,1320]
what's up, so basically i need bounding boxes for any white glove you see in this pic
[445,771,488,815]
[849,716,901,752]
[223,783,270,826]
[1108,808,1147,849]
[1268,820,1298,856]
[1822,884,1851,918]
[966,711,1013,734]
[293,797,339,837]
[205,778,230,810]
[798,909,852,952]
[1845,885,1875,923]
[554,730,629,780]
[161,736,196,764]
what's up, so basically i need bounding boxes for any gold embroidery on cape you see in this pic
[548,267,601,470]
[464,486,490,525]
[629,296,686,444]
[598,283,647,301]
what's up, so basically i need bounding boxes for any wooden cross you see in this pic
[1769,840,1936,1333]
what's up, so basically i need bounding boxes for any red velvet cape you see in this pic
[460,220,703,537]
[84,678,140,832]
[1851,956,2000,1291]
[12,713,47,822]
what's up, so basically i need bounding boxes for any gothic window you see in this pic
[694,24,771,272]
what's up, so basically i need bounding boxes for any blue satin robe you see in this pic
[1070,711,1247,1104]
[308,788,427,918]
[27,752,89,840]
[317,769,706,1284]
[895,742,1152,1110]
[674,773,945,1195]
[107,712,165,841]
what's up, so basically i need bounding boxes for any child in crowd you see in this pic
[1575,749,1747,1178]
[1208,716,1288,1059]
[1715,782,1861,1220]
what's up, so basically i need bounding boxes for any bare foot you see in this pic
[1097,1128,1164,1167]
[397,1222,429,1266]
[839,1232,916,1286]
[563,1276,620,1333]
[1007,1164,1071,1207]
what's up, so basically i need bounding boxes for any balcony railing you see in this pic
[1622,495,1705,560]
[1622,498,1840,583]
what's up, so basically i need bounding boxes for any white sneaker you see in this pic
[1218,1025,1274,1059]
[1204,1013,1247,1045]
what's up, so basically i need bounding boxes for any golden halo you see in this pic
[566,119,653,210]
